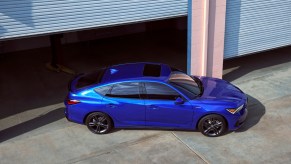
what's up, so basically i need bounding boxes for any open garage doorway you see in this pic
[64,17,188,73]
[0,17,187,123]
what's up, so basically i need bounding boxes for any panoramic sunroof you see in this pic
[143,64,161,77]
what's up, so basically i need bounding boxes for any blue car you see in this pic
[65,62,247,137]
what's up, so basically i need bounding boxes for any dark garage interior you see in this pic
[0,17,188,120]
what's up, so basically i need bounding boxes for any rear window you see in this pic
[143,64,161,77]
[106,82,140,99]
[94,85,112,96]
[76,68,106,89]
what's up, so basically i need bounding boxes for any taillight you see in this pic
[67,99,80,105]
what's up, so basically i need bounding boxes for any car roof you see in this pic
[99,62,172,85]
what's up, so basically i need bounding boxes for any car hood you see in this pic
[194,76,247,103]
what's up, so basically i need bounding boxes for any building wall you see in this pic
[2,0,291,73]
[224,0,291,58]
[187,0,226,78]
[0,0,187,41]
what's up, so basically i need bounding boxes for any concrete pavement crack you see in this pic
[68,132,166,164]
[171,132,209,164]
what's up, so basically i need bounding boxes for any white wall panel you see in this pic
[224,0,291,58]
[0,0,187,41]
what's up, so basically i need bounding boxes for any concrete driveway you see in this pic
[0,33,291,163]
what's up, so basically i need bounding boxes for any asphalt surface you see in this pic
[1,30,291,163]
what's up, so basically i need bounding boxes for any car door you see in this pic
[102,82,145,127]
[142,82,194,128]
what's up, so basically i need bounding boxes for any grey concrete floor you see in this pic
[1,30,291,163]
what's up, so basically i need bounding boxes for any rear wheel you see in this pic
[85,112,113,134]
[198,114,226,137]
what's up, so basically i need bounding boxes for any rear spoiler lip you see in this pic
[68,66,108,92]
[68,73,84,92]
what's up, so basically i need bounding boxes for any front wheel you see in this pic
[198,114,226,137]
[85,112,113,134]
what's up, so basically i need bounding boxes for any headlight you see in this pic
[226,104,244,114]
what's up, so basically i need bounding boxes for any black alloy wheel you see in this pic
[85,112,113,134]
[198,114,226,137]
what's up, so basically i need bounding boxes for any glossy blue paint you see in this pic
[101,62,171,84]
[65,62,247,133]
[145,98,194,128]
[104,96,145,127]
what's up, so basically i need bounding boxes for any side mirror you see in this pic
[175,97,184,105]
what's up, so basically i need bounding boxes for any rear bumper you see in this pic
[64,100,89,124]
[64,107,71,121]
[64,104,74,122]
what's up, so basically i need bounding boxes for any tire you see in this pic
[85,112,113,134]
[198,114,226,137]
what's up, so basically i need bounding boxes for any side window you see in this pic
[144,82,180,100]
[94,85,112,96]
[106,82,140,99]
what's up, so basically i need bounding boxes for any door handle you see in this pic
[107,104,117,108]
[149,105,158,110]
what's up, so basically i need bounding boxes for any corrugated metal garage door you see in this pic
[224,0,291,58]
[0,0,187,41]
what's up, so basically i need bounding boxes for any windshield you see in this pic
[169,72,203,99]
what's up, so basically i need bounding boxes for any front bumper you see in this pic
[227,102,248,130]
[235,108,248,127]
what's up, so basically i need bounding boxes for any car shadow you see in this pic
[0,107,65,143]
[235,94,265,132]
[114,127,195,134]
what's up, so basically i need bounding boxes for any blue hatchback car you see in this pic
[65,62,247,137]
